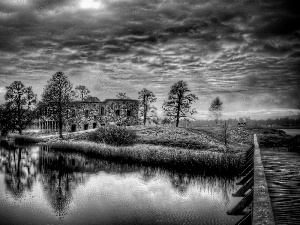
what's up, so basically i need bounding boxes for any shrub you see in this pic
[289,135,300,152]
[87,126,137,146]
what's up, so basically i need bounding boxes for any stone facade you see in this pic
[36,98,139,132]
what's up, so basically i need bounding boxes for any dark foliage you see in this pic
[257,129,292,148]
[288,135,300,152]
[87,126,137,146]
[14,135,42,144]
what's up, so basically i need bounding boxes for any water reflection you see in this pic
[0,143,38,199]
[39,152,74,218]
[0,141,241,224]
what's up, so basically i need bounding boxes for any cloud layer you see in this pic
[0,0,299,118]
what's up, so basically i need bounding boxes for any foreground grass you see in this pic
[47,140,244,176]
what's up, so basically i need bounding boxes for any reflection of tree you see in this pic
[1,141,238,215]
[39,152,74,218]
[1,145,38,199]
[83,156,236,200]
[169,172,190,196]
[140,167,157,182]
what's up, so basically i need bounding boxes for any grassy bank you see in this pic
[47,140,244,176]
[11,125,256,176]
[10,134,44,144]
[67,125,252,152]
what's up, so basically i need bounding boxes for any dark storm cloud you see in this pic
[0,0,299,116]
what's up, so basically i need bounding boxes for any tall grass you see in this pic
[87,126,137,146]
[47,140,244,176]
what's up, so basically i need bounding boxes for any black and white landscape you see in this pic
[0,1,300,225]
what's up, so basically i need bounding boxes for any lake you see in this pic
[0,142,243,225]
[281,129,300,136]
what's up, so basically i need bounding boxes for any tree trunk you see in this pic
[59,119,63,138]
[58,87,63,138]
[143,95,147,126]
[143,104,147,126]
[58,103,63,138]
[17,148,21,177]
[176,94,181,127]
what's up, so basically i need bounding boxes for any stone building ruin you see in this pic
[33,97,139,132]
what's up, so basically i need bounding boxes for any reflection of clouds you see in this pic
[0,143,241,224]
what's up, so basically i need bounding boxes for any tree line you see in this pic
[0,71,224,136]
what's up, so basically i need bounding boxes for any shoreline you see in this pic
[40,139,244,176]
[2,126,253,176]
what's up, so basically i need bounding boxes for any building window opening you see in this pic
[84,124,88,130]
[72,109,76,117]
[71,124,76,132]
[85,110,89,118]
[115,110,120,116]
[127,110,131,116]
[101,107,105,115]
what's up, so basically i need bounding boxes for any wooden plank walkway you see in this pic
[261,149,300,225]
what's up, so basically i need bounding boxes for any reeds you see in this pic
[47,140,244,176]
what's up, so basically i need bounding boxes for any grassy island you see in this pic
[9,125,261,175]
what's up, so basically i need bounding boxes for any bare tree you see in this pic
[222,121,230,150]
[4,81,37,134]
[74,85,90,101]
[116,93,130,99]
[138,88,157,126]
[162,80,198,127]
[209,97,223,125]
[42,72,73,138]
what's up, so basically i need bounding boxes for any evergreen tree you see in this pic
[162,80,198,127]
[209,97,223,125]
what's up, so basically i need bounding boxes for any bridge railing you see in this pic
[228,134,275,225]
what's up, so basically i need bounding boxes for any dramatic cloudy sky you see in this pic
[0,0,299,119]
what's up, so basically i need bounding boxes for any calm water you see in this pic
[281,129,300,136]
[0,142,242,225]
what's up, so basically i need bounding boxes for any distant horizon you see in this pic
[1,80,299,121]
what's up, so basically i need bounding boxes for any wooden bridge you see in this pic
[228,134,275,225]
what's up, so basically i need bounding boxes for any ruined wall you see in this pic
[40,99,139,132]
[64,102,102,132]
[99,100,139,126]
